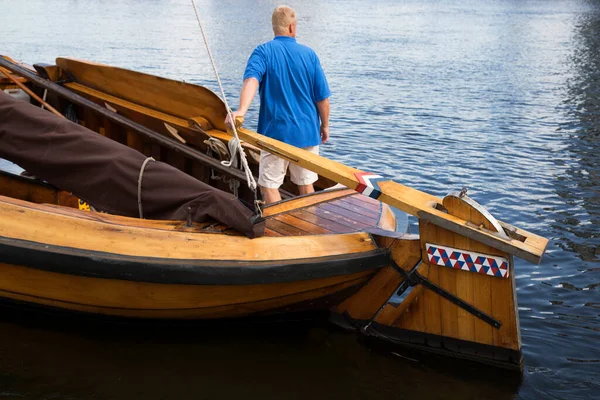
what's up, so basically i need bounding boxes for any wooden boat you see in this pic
[0,55,548,370]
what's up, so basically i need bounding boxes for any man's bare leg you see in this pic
[261,186,282,204]
[298,184,314,196]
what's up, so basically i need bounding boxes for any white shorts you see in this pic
[258,146,319,189]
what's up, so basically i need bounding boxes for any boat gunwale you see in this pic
[0,235,390,285]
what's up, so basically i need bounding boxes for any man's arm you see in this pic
[225,78,259,127]
[316,98,330,143]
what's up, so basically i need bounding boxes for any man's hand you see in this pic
[320,124,329,143]
[225,78,259,129]
[316,98,330,143]
[225,110,245,129]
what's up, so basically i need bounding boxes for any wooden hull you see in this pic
[0,263,372,319]
[0,56,549,370]
[0,194,389,319]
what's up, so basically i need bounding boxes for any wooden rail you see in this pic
[233,127,547,264]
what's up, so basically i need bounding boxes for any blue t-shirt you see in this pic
[243,36,330,148]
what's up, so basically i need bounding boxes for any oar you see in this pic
[229,119,547,264]
[0,66,64,119]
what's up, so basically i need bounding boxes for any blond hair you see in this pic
[272,5,296,35]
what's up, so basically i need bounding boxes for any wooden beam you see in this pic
[55,57,228,130]
[233,127,548,264]
[64,81,262,155]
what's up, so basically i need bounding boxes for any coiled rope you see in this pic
[204,136,241,197]
[191,0,258,196]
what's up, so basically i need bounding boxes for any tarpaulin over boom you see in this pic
[0,91,264,238]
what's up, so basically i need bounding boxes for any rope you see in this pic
[191,0,257,194]
[41,89,48,110]
[222,137,240,168]
[137,157,155,219]
[204,137,241,197]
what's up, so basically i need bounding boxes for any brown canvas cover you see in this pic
[0,91,264,238]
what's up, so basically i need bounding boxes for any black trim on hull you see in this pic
[0,236,390,285]
[329,313,523,370]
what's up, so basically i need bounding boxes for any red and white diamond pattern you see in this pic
[426,243,509,278]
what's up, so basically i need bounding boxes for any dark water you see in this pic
[1,0,599,398]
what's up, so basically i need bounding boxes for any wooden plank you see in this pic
[67,82,188,131]
[38,203,214,231]
[319,202,380,226]
[103,118,125,143]
[0,277,368,319]
[0,277,367,319]
[335,238,421,320]
[500,268,521,350]
[68,83,228,155]
[126,131,143,152]
[454,232,477,344]
[445,195,502,347]
[34,64,61,81]
[262,188,355,217]
[377,203,397,231]
[265,228,284,237]
[343,195,382,213]
[0,196,378,261]
[466,203,494,346]
[273,214,333,235]
[82,106,101,134]
[0,172,58,205]
[385,263,431,330]
[266,218,309,236]
[332,198,380,219]
[426,220,460,342]
[0,262,372,318]
[487,253,519,350]
[0,66,27,84]
[290,209,356,234]
[323,202,381,224]
[375,286,425,326]
[418,223,443,337]
[304,204,372,230]
[56,58,228,130]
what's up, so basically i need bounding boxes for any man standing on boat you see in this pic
[226,5,331,204]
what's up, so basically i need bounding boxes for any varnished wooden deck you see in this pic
[191,188,390,237]
[264,193,382,236]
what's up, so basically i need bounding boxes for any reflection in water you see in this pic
[0,308,522,400]
[0,0,600,399]
[558,11,600,261]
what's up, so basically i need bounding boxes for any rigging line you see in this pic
[190,0,257,192]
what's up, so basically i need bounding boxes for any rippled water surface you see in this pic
[1,0,599,398]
